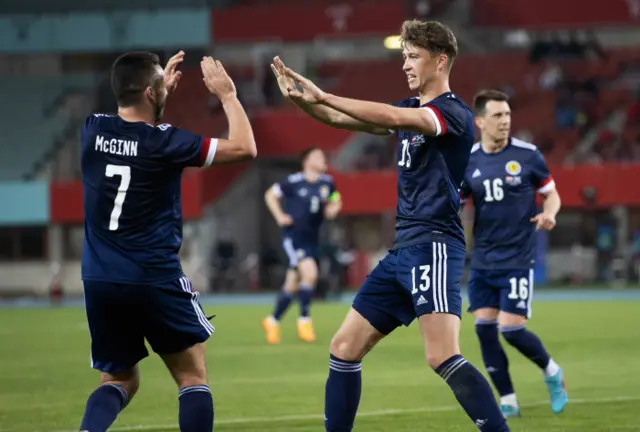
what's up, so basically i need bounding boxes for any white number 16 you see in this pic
[105,164,131,231]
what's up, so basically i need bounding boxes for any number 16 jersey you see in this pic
[80,114,217,284]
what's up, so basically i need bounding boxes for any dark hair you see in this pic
[473,89,509,115]
[400,20,458,70]
[110,51,162,107]
[300,146,321,168]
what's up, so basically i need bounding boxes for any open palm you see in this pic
[164,50,184,95]
[270,56,296,99]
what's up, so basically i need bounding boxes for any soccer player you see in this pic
[460,89,567,417]
[272,20,510,432]
[79,52,256,432]
[262,147,342,344]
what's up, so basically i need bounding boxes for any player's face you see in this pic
[402,43,447,92]
[475,100,511,142]
[305,149,327,173]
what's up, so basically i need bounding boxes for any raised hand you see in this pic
[200,57,237,102]
[284,67,327,105]
[270,56,297,100]
[164,50,184,95]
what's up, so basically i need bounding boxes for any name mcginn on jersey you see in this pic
[95,135,138,157]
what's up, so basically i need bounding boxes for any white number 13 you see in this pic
[411,265,431,294]
[105,164,131,231]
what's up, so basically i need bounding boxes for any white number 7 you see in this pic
[105,164,131,231]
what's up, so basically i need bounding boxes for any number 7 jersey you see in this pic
[80,114,217,283]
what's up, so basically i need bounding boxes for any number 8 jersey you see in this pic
[80,114,217,283]
[460,138,555,270]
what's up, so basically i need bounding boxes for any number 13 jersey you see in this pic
[393,93,475,249]
[80,114,217,283]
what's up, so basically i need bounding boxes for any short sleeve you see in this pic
[422,98,468,137]
[272,178,294,199]
[160,124,218,168]
[530,150,555,194]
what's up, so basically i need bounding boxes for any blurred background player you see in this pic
[79,52,256,432]
[273,20,510,432]
[263,147,342,343]
[460,89,567,418]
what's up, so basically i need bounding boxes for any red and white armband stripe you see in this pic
[199,137,218,167]
[537,176,556,194]
[421,105,447,136]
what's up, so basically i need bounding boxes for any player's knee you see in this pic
[100,370,140,399]
[162,343,208,388]
[329,333,369,361]
[298,260,318,287]
[426,352,453,370]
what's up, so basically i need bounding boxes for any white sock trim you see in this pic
[500,393,518,407]
[544,358,561,377]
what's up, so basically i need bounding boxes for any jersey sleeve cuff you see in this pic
[422,105,447,136]
[537,177,555,194]
[200,137,218,167]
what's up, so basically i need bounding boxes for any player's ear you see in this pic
[144,86,155,103]
[437,54,448,70]
[474,116,484,129]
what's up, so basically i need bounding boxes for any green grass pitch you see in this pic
[0,300,639,431]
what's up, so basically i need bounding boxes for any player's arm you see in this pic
[202,57,257,163]
[284,67,444,136]
[294,99,393,135]
[271,57,391,135]
[530,151,561,231]
[324,190,342,220]
[264,183,293,227]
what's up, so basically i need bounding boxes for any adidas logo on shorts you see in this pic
[416,295,428,306]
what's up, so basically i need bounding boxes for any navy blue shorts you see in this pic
[467,268,534,318]
[282,236,317,269]
[83,276,215,373]
[352,240,465,335]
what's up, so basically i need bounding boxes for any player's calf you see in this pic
[499,313,567,414]
[325,308,385,432]
[419,314,510,431]
[80,368,138,432]
[161,343,214,432]
[298,258,319,342]
[474,311,518,413]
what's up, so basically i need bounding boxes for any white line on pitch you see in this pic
[40,394,639,432]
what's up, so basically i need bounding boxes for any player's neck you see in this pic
[303,170,321,182]
[118,107,154,126]
[418,80,450,105]
[481,137,509,154]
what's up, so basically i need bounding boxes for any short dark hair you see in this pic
[473,89,509,115]
[400,20,458,70]
[110,51,162,107]
[300,146,321,168]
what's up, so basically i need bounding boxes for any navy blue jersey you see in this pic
[393,93,475,248]
[81,114,217,283]
[272,172,337,246]
[460,138,555,269]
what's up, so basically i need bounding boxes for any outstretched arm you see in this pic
[271,57,391,135]
[285,67,443,137]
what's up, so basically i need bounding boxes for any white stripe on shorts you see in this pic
[282,237,298,267]
[527,268,534,319]
[431,242,449,313]
[180,276,215,335]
